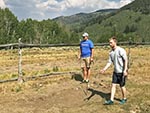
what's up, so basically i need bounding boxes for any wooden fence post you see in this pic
[18,38,24,83]
[128,37,132,70]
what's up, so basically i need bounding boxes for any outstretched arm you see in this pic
[100,62,111,74]
[100,54,112,74]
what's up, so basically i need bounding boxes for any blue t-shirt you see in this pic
[80,39,94,58]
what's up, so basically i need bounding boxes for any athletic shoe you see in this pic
[120,99,127,104]
[85,79,89,83]
[104,100,114,105]
[82,80,86,83]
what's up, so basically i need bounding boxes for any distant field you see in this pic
[0,46,150,113]
[0,47,81,80]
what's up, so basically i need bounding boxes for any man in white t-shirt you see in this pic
[100,36,128,105]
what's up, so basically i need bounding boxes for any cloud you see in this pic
[0,0,6,8]
[118,0,134,7]
[1,0,134,20]
[41,0,134,17]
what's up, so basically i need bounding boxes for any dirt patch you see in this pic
[0,74,114,113]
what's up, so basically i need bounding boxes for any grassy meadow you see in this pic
[0,46,150,113]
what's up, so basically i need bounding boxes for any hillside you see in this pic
[54,0,150,43]
[120,0,150,14]
[84,10,150,43]
[53,9,117,24]
[53,9,118,32]
[84,0,150,43]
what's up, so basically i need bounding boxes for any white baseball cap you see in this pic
[82,32,89,37]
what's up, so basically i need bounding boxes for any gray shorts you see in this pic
[112,72,126,87]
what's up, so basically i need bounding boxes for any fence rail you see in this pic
[0,42,150,49]
[0,41,150,83]
[0,71,80,83]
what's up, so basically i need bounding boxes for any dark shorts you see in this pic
[112,72,126,87]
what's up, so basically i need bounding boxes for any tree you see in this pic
[0,8,18,44]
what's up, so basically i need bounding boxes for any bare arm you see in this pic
[78,48,81,59]
[90,48,94,61]
[100,62,111,73]
[121,49,128,76]
[100,53,112,74]
[123,58,128,76]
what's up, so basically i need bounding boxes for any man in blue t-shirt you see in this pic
[79,32,94,83]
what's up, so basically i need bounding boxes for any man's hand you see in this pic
[123,70,128,76]
[77,55,81,60]
[90,57,93,62]
[100,69,105,74]
[100,63,111,74]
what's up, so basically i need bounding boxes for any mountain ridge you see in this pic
[53,0,150,43]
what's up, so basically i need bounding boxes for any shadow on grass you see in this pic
[84,88,111,101]
[71,73,83,82]
[85,88,121,102]
[72,73,122,102]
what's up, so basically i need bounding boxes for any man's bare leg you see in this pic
[110,83,117,101]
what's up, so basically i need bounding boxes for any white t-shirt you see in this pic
[108,46,127,73]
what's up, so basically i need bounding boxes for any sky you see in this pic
[0,0,134,20]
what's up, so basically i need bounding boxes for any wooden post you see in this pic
[128,37,132,70]
[18,38,24,83]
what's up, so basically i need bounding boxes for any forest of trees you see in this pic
[0,8,79,44]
